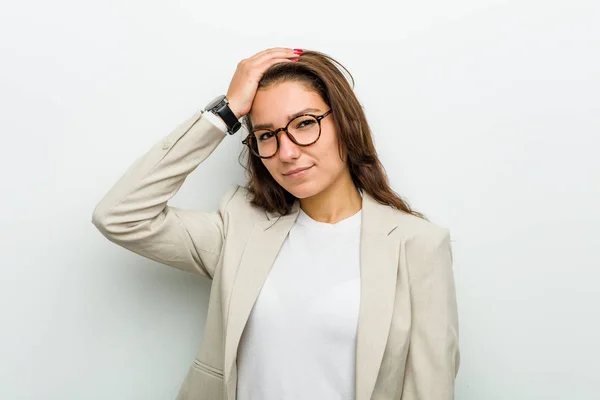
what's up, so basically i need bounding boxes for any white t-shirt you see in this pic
[203,109,362,399]
[237,208,362,400]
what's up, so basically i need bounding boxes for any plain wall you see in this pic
[1,0,598,399]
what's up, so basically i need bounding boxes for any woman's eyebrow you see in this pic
[252,108,322,131]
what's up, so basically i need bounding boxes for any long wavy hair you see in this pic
[239,49,426,221]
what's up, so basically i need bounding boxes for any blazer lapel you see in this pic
[355,193,401,400]
[224,201,300,387]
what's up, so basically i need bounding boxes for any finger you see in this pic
[259,57,297,70]
[251,48,298,64]
[254,47,295,58]
[250,53,298,71]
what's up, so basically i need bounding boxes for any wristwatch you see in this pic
[204,95,242,135]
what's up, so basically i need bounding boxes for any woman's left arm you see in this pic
[401,228,460,399]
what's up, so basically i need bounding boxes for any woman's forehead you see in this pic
[251,82,326,126]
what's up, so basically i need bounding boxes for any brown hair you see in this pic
[239,49,427,221]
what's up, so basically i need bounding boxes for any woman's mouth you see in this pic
[282,165,313,179]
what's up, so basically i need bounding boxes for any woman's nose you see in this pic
[277,132,301,161]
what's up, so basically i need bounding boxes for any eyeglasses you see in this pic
[242,109,332,159]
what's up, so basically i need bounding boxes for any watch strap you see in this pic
[212,98,241,135]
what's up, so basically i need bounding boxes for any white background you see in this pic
[1,0,598,399]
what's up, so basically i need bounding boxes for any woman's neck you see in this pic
[299,176,362,224]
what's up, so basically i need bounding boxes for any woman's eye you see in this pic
[258,132,274,141]
[297,120,315,129]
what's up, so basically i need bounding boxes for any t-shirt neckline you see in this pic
[296,208,362,230]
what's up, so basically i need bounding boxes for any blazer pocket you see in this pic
[192,359,224,380]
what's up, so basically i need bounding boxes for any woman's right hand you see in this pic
[226,47,302,119]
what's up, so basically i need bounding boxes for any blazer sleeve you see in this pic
[91,108,238,279]
[401,228,460,399]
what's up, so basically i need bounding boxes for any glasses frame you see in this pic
[242,109,333,159]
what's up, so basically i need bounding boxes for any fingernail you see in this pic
[291,57,300,62]
[293,49,303,55]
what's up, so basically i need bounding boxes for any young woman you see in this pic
[92,48,460,400]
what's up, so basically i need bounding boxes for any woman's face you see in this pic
[249,81,347,200]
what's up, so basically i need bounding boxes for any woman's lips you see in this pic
[283,165,313,179]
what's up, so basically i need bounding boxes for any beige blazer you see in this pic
[92,109,460,400]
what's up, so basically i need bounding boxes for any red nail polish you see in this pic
[291,57,300,62]
[293,49,303,55]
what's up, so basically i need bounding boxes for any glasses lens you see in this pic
[288,115,320,145]
[251,130,278,157]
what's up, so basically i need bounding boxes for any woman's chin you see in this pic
[282,181,322,200]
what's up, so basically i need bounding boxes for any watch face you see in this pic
[206,95,226,111]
